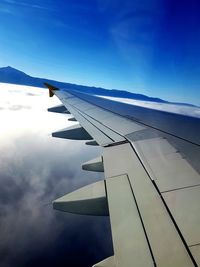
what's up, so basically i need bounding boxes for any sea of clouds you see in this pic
[0,83,112,267]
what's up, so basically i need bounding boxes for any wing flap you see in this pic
[190,245,200,266]
[106,174,154,267]
[132,137,200,192]
[128,132,200,252]
[103,142,195,266]
[163,186,200,246]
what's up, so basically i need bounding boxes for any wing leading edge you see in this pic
[44,83,200,267]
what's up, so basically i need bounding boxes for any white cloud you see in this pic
[97,95,200,118]
[0,83,105,267]
[0,83,72,141]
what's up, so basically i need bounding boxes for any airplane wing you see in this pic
[44,83,200,267]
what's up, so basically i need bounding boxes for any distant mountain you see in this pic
[0,66,169,103]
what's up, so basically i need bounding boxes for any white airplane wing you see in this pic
[44,83,200,267]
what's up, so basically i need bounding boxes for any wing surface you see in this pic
[44,83,200,267]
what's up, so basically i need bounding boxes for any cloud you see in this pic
[99,95,200,118]
[0,131,112,267]
[8,104,31,111]
[25,92,38,96]
[0,6,14,14]
[96,0,163,87]
[2,0,50,10]
[0,84,112,267]
[2,0,15,3]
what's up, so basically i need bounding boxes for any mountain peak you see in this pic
[1,66,27,74]
[2,66,17,70]
[0,66,33,86]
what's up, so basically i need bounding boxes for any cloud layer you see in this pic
[0,84,112,267]
[99,95,200,118]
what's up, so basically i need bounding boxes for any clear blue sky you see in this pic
[0,0,200,105]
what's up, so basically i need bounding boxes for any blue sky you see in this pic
[0,0,200,105]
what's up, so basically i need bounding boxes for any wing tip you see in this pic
[44,82,59,97]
